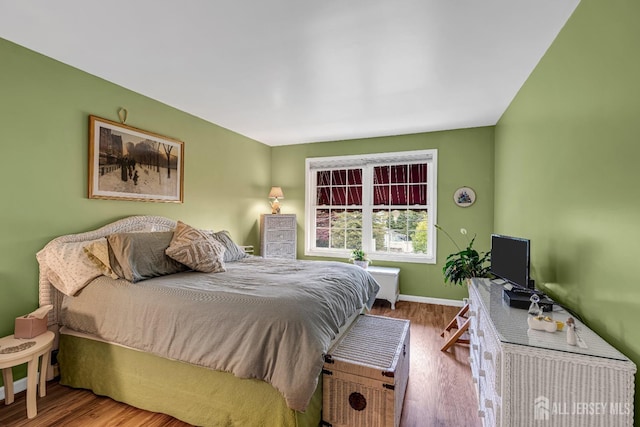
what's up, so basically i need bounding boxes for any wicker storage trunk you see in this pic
[322,314,410,427]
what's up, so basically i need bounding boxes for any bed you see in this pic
[36,215,380,427]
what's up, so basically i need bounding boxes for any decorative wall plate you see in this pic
[453,187,476,207]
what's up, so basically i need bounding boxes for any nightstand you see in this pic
[260,214,297,259]
[367,266,400,309]
[0,331,54,419]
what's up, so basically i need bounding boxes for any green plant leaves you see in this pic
[350,249,367,261]
[442,237,491,286]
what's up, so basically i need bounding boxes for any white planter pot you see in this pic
[353,260,369,269]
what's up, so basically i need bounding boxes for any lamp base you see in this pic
[270,201,281,214]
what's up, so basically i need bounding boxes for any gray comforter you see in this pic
[60,256,380,411]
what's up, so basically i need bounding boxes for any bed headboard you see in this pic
[38,215,177,325]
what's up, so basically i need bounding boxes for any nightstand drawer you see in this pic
[266,229,295,243]
[265,242,296,259]
[263,215,296,230]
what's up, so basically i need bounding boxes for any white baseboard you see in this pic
[0,376,28,401]
[399,294,465,307]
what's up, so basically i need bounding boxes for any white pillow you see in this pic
[36,238,105,296]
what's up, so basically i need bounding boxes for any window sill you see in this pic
[304,249,435,264]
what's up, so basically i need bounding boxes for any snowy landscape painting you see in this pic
[88,116,184,202]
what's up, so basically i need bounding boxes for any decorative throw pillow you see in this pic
[211,230,248,262]
[83,238,119,279]
[107,231,189,283]
[165,221,226,273]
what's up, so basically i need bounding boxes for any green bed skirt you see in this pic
[58,334,321,427]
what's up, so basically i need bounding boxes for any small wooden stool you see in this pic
[0,331,54,419]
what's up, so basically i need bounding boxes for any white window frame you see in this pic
[305,149,437,264]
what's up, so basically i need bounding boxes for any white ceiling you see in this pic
[0,1,579,146]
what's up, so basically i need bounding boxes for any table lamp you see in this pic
[269,187,284,214]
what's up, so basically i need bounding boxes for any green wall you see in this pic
[494,0,640,416]
[272,127,495,301]
[0,38,271,344]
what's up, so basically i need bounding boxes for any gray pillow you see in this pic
[211,230,248,262]
[107,231,189,283]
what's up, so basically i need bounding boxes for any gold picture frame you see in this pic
[88,115,184,203]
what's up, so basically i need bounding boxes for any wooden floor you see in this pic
[0,301,481,427]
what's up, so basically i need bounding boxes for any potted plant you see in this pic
[350,249,370,269]
[435,225,491,285]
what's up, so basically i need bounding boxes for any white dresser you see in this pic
[467,278,636,427]
[367,266,400,310]
[260,214,297,259]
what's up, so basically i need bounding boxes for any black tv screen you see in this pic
[490,234,531,289]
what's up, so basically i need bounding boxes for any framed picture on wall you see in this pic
[88,115,184,203]
[453,186,476,207]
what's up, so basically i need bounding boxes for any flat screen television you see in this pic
[490,234,531,290]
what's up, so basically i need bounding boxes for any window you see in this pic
[305,149,437,263]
